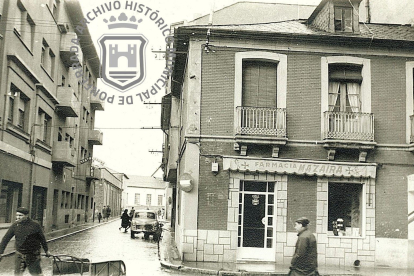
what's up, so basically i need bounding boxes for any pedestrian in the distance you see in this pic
[119,209,130,232]
[129,207,135,219]
[97,212,102,223]
[106,205,112,220]
[289,217,318,276]
[102,206,108,222]
[0,207,51,275]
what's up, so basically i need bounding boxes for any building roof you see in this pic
[125,176,166,189]
[180,20,414,43]
[189,1,317,25]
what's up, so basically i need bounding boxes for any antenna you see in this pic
[208,0,215,25]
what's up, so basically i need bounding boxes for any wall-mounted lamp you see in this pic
[179,173,193,192]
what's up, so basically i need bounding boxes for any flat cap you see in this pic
[16,207,29,215]
[295,217,310,226]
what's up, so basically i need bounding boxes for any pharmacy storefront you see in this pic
[223,156,377,266]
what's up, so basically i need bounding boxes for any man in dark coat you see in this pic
[0,207,51,275]
[289,217,318,276]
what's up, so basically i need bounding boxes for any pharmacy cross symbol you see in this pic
[345,166,360,176]
[239,161,250,170]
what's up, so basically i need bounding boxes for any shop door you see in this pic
[237,181,275,261]
[32,186,47,226]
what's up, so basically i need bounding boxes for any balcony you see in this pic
[234,106,287,157]
[323,111,376,161]
[88,130,103,145]
[56,87,79,117]
[90,97,105,111]
[86,166,101,182]
[60,32,83,67]
[52,141,76,167]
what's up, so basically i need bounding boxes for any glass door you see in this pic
[237,181,275,261]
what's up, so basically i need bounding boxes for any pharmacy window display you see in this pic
[328,182,363,237]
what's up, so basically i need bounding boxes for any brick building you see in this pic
[0,0,104,232]
[162,0,414,269]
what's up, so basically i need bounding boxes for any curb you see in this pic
[160,260,362,276]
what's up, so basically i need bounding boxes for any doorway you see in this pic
[237,181,276,261]
[32,186,47,226]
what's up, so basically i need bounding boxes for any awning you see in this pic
[223,156,376,179]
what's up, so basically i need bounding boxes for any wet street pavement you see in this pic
[0,220,185,276]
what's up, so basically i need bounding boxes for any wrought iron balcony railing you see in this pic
[323,111,374,141]
[236,106,286,137]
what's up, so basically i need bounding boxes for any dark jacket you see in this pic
[121,212,130,228]
[291,227,318,275]
[0,217,48,255]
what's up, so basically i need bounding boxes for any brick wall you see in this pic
[286,53,322,140]
[198,155,229,230]
[201,49,235,136]
[287,175,317,232]
[376,164,409,239]
[371,56,407,144]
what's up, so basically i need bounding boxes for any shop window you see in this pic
[328,183,363,237]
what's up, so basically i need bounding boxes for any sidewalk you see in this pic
[159,224,414,276]
[0,217,118,256]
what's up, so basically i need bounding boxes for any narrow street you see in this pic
[0,220,184,276]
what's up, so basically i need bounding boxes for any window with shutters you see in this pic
[234,52,287,138]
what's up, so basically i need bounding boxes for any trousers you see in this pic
[14,251,43,276]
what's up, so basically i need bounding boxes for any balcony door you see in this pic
[240,61,278,135]
[242,60,277,108]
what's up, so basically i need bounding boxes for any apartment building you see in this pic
[162,0,414,269]
[0,0,104,232]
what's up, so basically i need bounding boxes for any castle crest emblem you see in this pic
[99,35,147,91]
[98,14,147,91]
